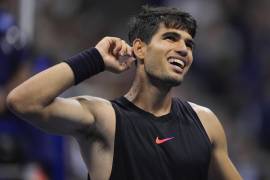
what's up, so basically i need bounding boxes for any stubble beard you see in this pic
[146,68,183,89]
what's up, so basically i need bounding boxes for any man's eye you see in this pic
[186,42,194,49]
[164,36,177,41]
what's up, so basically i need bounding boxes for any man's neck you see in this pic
[125,74,173,117]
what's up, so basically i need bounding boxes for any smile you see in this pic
[167,57,186,69]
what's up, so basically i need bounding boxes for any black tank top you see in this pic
[88,97,211,180]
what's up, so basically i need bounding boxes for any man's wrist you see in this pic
[64,47,105,85]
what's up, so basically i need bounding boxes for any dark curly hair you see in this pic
[128,5,197,44]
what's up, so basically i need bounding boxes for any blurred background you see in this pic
[0,0,269,179]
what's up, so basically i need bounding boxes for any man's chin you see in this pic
[147,73,183,87]
[167,73,185,86]
[163,77,183,87]
[167,79,182,87]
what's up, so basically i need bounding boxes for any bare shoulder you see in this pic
[71,96,112,115]
[188,102,213,116]
[188,102,242,179]
[72,95,111,104]
[72,95,116,138]
[72,95,115,120]
[188,102,225,145]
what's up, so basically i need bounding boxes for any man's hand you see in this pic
[95,37,136,73]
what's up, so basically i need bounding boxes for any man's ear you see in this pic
[132,39,146,62]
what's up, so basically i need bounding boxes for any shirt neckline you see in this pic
[120,96,175,121]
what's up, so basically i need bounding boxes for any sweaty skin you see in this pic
[7,25,242,180]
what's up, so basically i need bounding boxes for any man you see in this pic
[7,6,242,180]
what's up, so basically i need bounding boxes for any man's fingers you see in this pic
[126,56,136,67]
[127,45,133,57]
[112,39,123,56]
[119,40,128,56]
[96,36,135,73]
[115,39,131,57]
[120,56,136,71]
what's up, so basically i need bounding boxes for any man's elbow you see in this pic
[6,89,41,116]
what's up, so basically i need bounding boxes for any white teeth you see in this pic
[168,58,185,68]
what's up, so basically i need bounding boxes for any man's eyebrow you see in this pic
[162,32,195,45]
[161,32,181,39]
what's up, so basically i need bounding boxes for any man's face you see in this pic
[143,24,194,87]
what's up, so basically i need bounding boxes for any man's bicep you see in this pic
[33,97,95,135]
[208,145,242,180]
[208,113,242,180]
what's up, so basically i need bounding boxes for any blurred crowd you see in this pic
[0,0,269,180]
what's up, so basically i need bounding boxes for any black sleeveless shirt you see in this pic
[88,97,211,180]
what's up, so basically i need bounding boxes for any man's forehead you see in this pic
[154,24,193,39]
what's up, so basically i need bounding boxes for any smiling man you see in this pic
[7,6,242,180]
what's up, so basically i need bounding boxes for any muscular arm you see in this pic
[0,62,31,114]
[6,37,135,136]
[7,62,95,135]
[207,112,242,180]
[190,103,242,180]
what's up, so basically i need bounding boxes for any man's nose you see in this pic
[175,41,188,57]
[176,49,188,57]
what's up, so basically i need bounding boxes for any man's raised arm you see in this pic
[6,37,135,136]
